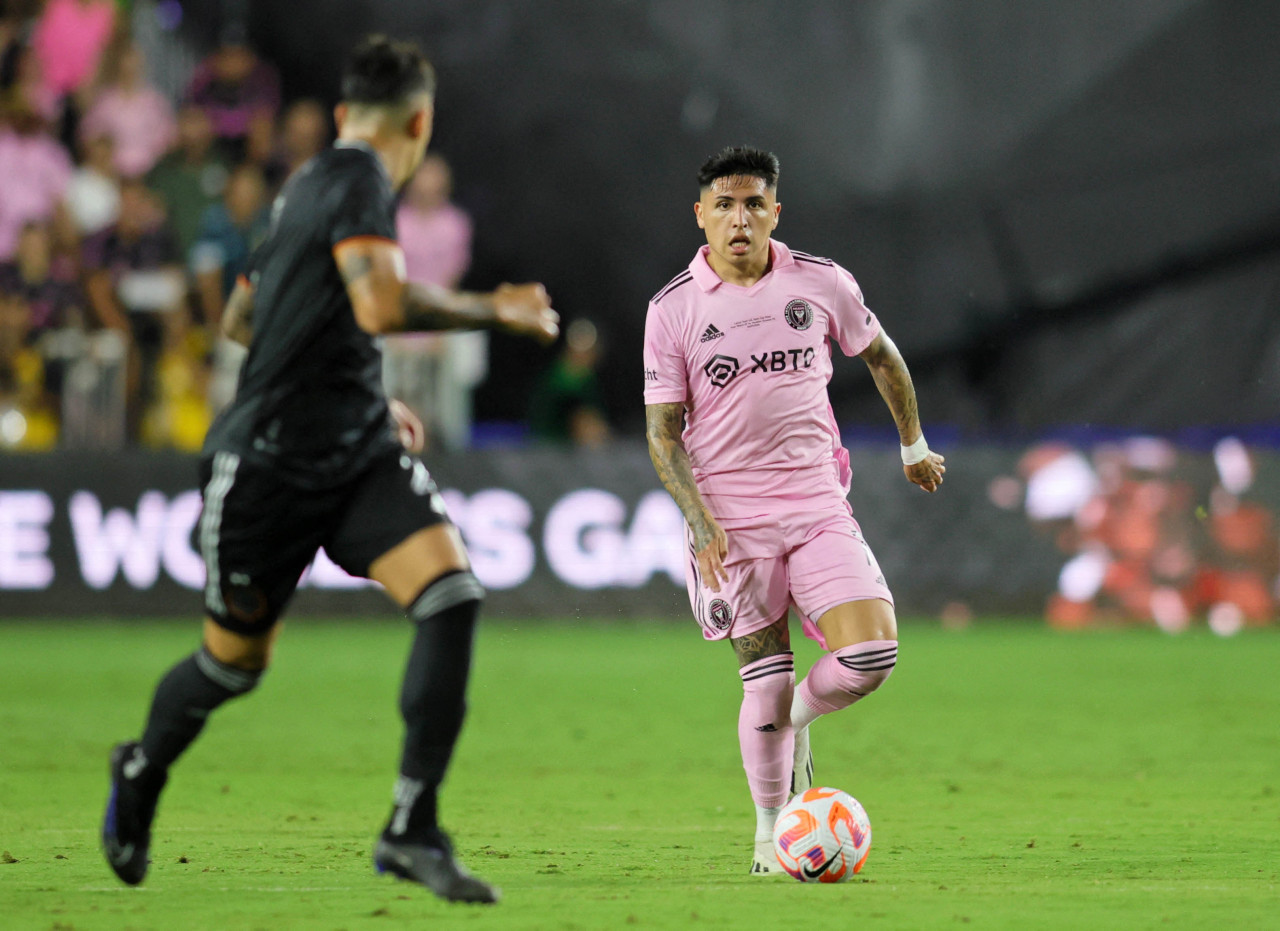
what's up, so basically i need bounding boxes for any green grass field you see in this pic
[2,618,1278,930]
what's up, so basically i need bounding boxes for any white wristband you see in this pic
[901,435,930,465]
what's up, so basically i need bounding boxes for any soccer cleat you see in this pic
[374,832,499,904]
[749,839,784,876]
[102,741,166,886]
[790,726,814,797]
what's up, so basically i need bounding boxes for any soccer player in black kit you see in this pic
[101,36,557,904]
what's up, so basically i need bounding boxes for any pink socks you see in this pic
[793,640,898,729]
[737,641,898,812]
[737,653,795,810]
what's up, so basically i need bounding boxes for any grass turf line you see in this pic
[1,618,1278,930]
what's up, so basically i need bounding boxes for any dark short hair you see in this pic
[341,35,436,106]
[697,146,780,190]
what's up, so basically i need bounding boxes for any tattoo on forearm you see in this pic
[731,615,791,666]
[337,252,374,285]
[867,339,921,443]
[401,284,494,333]
[646,404,716,547]
[874,366,919,441]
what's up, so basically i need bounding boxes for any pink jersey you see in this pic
[643,240,880,518]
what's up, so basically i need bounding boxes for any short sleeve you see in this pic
[328,166,397,248]
[643,303,688,405]
[827,263,881,357]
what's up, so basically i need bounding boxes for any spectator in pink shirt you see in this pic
[81,45,176,178]
[384,153,480,450]
[397,154,472,288]
[184,26,280,165]
[0,97,73,261]
[31,0,115,99]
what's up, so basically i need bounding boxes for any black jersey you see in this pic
[204,141,401,488]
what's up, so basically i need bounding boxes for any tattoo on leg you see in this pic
[731,615,791,667]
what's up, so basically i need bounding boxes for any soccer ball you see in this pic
[772,787,872,882]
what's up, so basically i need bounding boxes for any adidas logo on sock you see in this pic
[700,324,724,343]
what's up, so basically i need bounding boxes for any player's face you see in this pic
[694,175,780,272]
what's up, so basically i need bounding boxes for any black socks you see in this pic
[387,571,484,843]
[137,647,261,780]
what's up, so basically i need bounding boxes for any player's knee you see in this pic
[196,645,264,696]
[203,618,277,672]
[406,569,484,626]
[835,640,897,696]
[738,652,795,727]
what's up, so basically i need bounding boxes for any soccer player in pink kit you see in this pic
[644,147,946,874]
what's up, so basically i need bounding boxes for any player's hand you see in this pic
[389,398,425,453]
[904,451,946,493]
[491,283,559,344]
[694,518,730,592]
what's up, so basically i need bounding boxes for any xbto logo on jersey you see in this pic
[784,299,813,330]
[703,354,740,388]
[751,347,816,373]
[708,598,733,630]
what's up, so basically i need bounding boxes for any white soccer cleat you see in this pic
[749,839,785,876]
[791,726,813,797]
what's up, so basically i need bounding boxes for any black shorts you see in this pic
[197,445,450,634]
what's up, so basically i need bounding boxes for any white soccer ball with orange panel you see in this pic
[772,787,872,882]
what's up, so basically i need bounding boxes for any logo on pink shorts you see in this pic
[708,598,734,630]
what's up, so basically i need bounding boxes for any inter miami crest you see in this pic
[784,299,813,330]
[708,598,734,630]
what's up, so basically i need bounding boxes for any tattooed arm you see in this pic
[331,238,558,342]
[859,330,946,493]
[645,401,729,591]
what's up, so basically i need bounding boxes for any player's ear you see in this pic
[772,202,781,229]
[407,105,432,140]
[694,201,706,229]
[333,103,348,133]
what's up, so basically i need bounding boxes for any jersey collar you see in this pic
[690,239,795,292]
[334,138,393,187]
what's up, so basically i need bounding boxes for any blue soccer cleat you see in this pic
[102,741,165,886]
[374,829,499,904]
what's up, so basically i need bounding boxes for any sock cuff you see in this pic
[832,639,898,672]
[738,652,795,684]
[195,647,262,694]
[797,677,831,715]
[408,570,485,623]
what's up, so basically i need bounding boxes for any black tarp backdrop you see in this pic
[181,1,1279,435]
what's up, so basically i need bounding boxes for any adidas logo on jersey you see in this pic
[700,324,724,343]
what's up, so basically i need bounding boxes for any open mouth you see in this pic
[729,235,750,254]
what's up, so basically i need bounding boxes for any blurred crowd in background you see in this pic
[0,1,1272,630]
[0,0,612,454]
[991,436,1278,632]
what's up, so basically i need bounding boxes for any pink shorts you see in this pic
[684,501,894,649]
